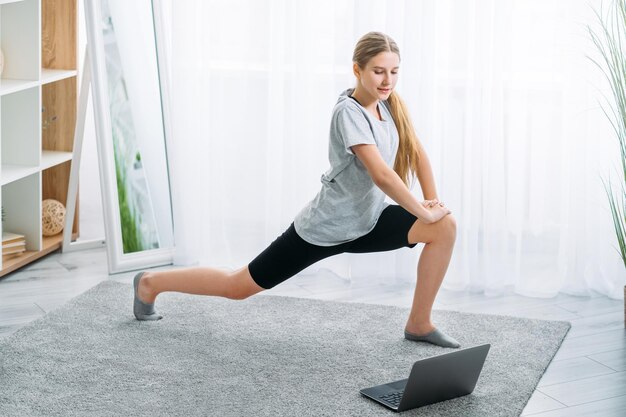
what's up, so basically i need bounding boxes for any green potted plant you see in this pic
[587,0,626,327]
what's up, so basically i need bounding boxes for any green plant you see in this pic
[114,150,142,253]
[587,0,626,270]
[112,129,145,254]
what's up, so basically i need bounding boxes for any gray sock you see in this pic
[404,328,460,348]
[133,272,162,321]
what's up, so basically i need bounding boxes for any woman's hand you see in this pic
[421,199,442,208]
[420,200,451,223]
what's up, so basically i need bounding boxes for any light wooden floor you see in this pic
[0,247,624,416]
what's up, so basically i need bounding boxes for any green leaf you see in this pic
[588,0,626,273]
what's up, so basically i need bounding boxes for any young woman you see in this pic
[133,31,460,348]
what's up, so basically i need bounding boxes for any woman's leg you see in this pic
[405,214,457,335]
[346,206,458,346]
[135,222,342,315]
[137,265,265,304]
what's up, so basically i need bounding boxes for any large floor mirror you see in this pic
[84,0,175,274]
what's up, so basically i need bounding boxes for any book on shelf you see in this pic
[3,240,25,249]
[2,231,26,259]
[3,244,26,256]
[2,231,25,246]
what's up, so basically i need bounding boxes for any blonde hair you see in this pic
[352,31,422,188]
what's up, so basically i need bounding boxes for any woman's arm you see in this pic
[416,150,438,201]
[351,143,449,223]
[376,168,448,223]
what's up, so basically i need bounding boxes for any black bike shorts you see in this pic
[248,204,418,289]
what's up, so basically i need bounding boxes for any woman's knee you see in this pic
[226,265,266,300]
[439,214,457,242]
[408,213,457,245]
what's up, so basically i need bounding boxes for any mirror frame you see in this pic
[84,0,175,274]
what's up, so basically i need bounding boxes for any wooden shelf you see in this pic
[0,71,77,96]
[0,0,26,6]
[1,164,39,186]
[42,232,64,251]
[0,78,39,96]
[41,150,72,170]
[1,250,40,275]
[0,232,78,278]
[0,151,72,185]
[41,69,77,85]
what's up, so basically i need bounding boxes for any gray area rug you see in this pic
[0,281,570,416]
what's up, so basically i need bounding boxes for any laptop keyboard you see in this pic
[380,390,404,407]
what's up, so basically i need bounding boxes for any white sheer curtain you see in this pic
[168,0,623,299]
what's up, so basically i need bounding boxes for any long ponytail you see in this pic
[352,31,423,188]
[387,91,422,188]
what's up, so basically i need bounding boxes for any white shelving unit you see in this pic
[0,0,78,277]
[41,68,78,85]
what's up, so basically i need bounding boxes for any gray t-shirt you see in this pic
[293,88,399,246]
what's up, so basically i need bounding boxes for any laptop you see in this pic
[360,343,491,412]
